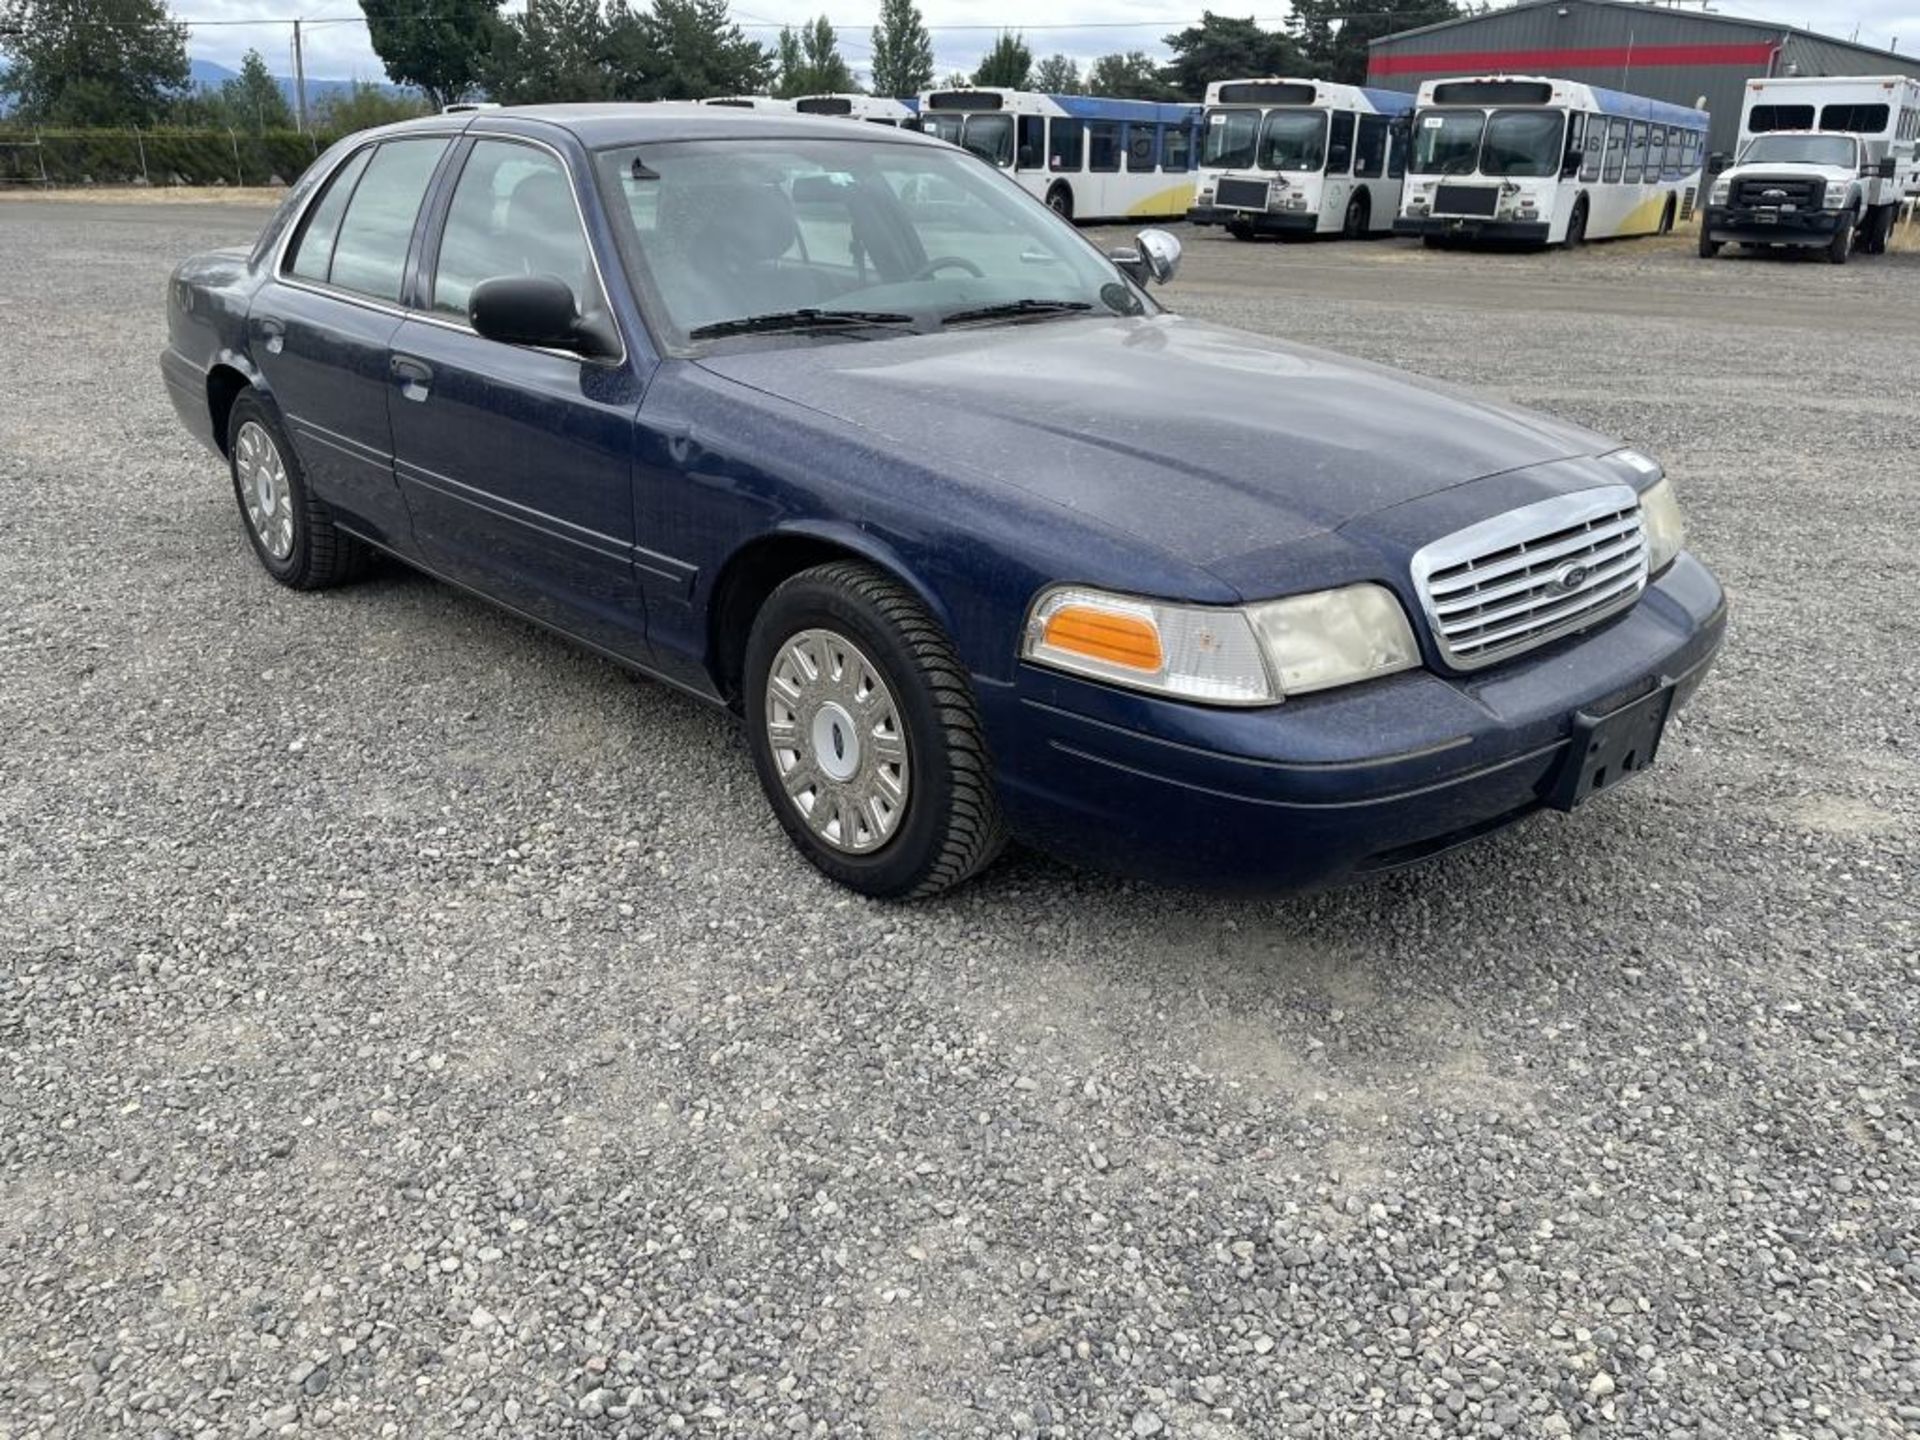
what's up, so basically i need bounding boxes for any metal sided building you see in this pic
[1368,0,1920,155]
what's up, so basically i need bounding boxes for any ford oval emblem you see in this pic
[1554,562,1590,593]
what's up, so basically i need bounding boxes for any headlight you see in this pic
[1639,477,1686,574]
[1710,179,1730,205]
[1821,184,1849,209]
[1022,583,1420,706]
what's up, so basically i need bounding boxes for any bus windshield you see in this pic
[1481,109,1565,176]
[1739,133,1858,168]
[1411,110,1485,174]
[962,113,1014,167]
[1202,109,1260,169]
[920,113,963,145]
[1259,109,1327,171]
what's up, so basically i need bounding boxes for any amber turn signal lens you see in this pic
[1042,605,1164,672]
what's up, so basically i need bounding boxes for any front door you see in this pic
[386,137,649,662]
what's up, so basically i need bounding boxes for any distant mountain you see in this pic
[187,57,412,115]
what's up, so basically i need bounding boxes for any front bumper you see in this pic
[1703,205,1844,247]
[1395,215,1551,244]
[1188,205,1318,235]
[979,553,1727,890]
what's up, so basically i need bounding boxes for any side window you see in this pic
[1624,121,1647,183]
[1088,121,1120,173]
[1748,104,1813,133]
[1016,115,1045,170]
[1646,125,1666,180]
[1387,120,1406,179]
[1821,103,1890,132]
[1161,124,1191,172]
[1580,112,1603,181]
[1603,118,1627,182]
[327,138,450,302]
[1326,110,1356,174]
[1049,118,1084,171]
[1354,113,1387,178]
[432,140,598,321]
[1126,125,1157,171]
[287,146,373,283]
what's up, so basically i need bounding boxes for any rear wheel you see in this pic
[1341,192,1368,239]
[1045,183,1074,221]
[1828,213,1854,265]
[226,392,370,590]
[744,562,1007,899]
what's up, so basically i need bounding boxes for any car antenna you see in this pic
[630,154,660,181]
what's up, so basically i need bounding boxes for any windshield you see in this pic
[1259,109,1327,172]
[961,113,1014,168]
[1202,108,1260,169]
[593,137,1148,351]
[1739,133,1858,168]
[1481,109,1564,177]
[1410,109,1486,174]
[919,113,964,145]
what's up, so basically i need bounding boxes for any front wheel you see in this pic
[1828,215,1854,265]
[1226,221,1256,241]
[1564,201,1588,249]
[1698,229,1722,258]
[1341,192,1368,239]
[744,562,1007,899]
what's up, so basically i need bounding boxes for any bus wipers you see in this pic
[938,298,1094,327]
[687,308,916,340]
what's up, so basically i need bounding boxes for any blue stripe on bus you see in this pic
[1053,95,1205,123]
[1358,87,1417,115]
[1589,86,1709,129]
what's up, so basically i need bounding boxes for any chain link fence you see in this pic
[0,128,337,189]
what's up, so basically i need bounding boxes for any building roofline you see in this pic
[1368,0,1914,69]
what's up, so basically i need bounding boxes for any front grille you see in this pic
[1410,485,1648,671]
[1433,183,1498,217]
[1214,176,1270,210]
[1731,175,1822,209]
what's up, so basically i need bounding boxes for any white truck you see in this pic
[1700,74,1919,263]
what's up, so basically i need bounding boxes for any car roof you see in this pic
[384,101,940,151]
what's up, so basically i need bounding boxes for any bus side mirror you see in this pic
[1707,152,1730,177]
[1562,147,1582,178]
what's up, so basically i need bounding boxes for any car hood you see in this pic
[697,314,1612,581]
[1725,161,1850,180]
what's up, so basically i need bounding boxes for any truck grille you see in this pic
[1731,175,1822,209]
[1410,485,1649,671]
[1214,176,1270,210]
[1433,183,1498,217]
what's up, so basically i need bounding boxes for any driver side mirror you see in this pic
[1875,156,1897,180]
[470,275,618,359]
[1707,152,1730,177]
[1562,146,1582,178]
[1109,227,1182,287]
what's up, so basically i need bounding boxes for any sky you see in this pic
[178,0,1920,86]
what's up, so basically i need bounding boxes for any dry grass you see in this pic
[0,184,284,206]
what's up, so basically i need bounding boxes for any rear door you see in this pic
[386,135,650,661]
[250,135,453,547]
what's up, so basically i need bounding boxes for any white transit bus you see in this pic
[794,94,919,126]
[699,96,797,112]
[1188,77,1414,239]
[1396,76,1709,247]
[914,88,1202,221]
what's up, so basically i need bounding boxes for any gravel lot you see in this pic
[2,196,1917,1440]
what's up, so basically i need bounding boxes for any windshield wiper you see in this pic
[687,308,915,340]
[938,298,1094,328]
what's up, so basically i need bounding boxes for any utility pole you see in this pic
[292,18,309,134]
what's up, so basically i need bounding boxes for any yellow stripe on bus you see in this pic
[1125,181,1198,218]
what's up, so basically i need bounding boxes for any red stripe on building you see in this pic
[1369,42,1777,78]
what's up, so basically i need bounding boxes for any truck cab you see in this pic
[1700,130,1899,263]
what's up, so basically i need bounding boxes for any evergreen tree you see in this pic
[221,48,294,132]
[1031,54,1080,95]
[1160,12,1300,101]
[774,15,854,98]
[971,31,1030,89]
[604,0,772,101]
[1287,0,1458,84]
[1085,51,1175,101]
[867,0,933,99]
[361,0,503,108]
[313,80,432,132]
[0,0,190,125]
[480,0,613,104]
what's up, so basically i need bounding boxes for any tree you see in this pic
[1288,0,1458,84]
[313,80,432,133]
[604,0,772,101]
[1085,51,1175,101]
[480,0,612,104]
[0,0,190,126]
[971,30,1031,89]
[773,15,855,98]
[867,0,933,99]
[361,0,503,109]
[1031,54,1080,94]
[221,48,294,132]
[1160,12,1300,101]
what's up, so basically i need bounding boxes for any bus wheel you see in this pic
[1659,197,1676,235]
[1421,234,1446,250]
[1564,200,1588,249]
[1341,192,1369,239]
[1226,221,1256,241]
[1828,215,1853,265]
[1046,184,1074,221]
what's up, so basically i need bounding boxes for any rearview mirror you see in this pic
[469,275,616,358]
[1109,227,1182,287]
[1707,152,1730,177]
[1876,156,1897,180]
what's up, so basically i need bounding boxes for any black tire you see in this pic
[744,561,1007,899]
[1658,196,1676,235]
[1045,183,1074,221]
[1828,214,1853,265]
[1698,228,1722,258]
[1341,191,1368,239]
[1422,234,1447,250]
[225,391,370,590]
[1564,200,1588,249]
[1859,206,1890,255]
[1226,221,1257,241]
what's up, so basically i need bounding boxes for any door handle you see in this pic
[258,316,285,355]
[390,354,433,402]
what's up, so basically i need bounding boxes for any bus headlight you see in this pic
[1638,478,1686,575]
[1023,584,1420,705]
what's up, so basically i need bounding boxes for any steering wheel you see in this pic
[912,255,986,281]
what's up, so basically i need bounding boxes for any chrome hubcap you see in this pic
[765,628,909,855]
[235,420,294,560]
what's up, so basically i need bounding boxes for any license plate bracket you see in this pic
[1546,681,1676,811]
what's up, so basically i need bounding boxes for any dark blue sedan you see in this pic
[161,104,1726,898]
